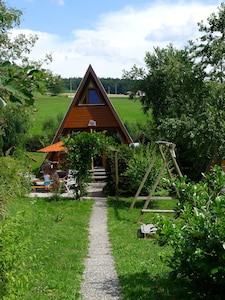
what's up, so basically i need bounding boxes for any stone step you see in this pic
[90,168,107,182]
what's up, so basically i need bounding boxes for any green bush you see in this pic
[0,213,31,299]
[105,145,133,196]
[64,131,113,198]
[105,144,161,196]
[0,104,31,156]
[155,165,225,298]
[24,133,43,152]
[0,157,30,216]
[24,113,63,152]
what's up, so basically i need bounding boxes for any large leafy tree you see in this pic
[123,3,225,181]
[190,2,225,84]
[0,1,54,154]
[0,0,52,105]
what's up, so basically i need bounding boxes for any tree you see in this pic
[0,0,52,106]
[138,45,206,119]
[123,3,225,181]
[0,1,54,155]
[47,73,65,95]
[190,2,225,83]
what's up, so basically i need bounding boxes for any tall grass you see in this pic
[6,197,93,300]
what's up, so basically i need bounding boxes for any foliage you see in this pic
[63,77,134,95]
[0,0,52,106]
[0,103,31,155]
[105,144,161,196]
[140,45,206,118]
[41,113,64,146]
[0,0,57,157]
[123,3,225,181]
[0,0,27,60]
[47,74,64,95]
[1,196,93,299]
[105,144,133,196]
[0,213,31,300]
[124,144,163,195]
[0,156,30,217]
[125,120,152,142]
[0,61,49,106]
[154,166,225,298]
[25,112,63,152]
[190,2,225,83]
[122,144,161,195]
[63,131,114,198]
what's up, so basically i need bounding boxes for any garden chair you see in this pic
[63,171,79,194]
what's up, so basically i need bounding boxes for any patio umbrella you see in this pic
[37,141,67,153]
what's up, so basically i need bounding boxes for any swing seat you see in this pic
[137,224,157,238]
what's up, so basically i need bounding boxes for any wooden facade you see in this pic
[45,65,133,165]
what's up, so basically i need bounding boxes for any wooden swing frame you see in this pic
[129,141,183,223]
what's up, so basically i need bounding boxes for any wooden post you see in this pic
[129,154,157,210]
[115,151,119,200]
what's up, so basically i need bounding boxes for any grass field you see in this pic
[5,197,93,299]
[30,95,71,134]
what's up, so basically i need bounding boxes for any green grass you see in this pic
[5,196,177,300]
[30,95,71,134]
[6,196,93,300]
[108,197,179,299]
[110,97,150,125]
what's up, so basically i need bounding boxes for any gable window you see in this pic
[88,89,102,104]
[77,87,104,105]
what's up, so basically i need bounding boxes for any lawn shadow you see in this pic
[118,271,202,300]
[107,197,141,224]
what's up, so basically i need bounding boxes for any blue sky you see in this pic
[8,0,223,78]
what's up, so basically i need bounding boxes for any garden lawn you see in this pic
[107,197,177,300]
[5,196,93,300]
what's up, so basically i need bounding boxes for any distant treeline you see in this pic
[63,77,133,94]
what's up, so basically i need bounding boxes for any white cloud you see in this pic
[52,0,65,6]
[12,1,218,78]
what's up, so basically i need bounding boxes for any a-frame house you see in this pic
[44,65,133,166]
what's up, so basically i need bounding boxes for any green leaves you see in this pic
[0,62,49,105]
[63,131,113,198]
[155,166,225,297]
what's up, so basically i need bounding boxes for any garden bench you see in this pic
[32,185,52,191]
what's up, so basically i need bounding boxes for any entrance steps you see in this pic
[90,167,107,182]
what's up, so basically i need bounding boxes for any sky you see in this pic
[8,0,223,78]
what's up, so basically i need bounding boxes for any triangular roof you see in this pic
[45,65,132,162]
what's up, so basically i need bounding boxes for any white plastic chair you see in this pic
[63,170,79,194]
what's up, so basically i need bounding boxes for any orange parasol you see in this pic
[37,141,67,152]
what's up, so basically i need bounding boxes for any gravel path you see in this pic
[81,193,122,300]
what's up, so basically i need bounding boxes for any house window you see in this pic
[88,89,102,104]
